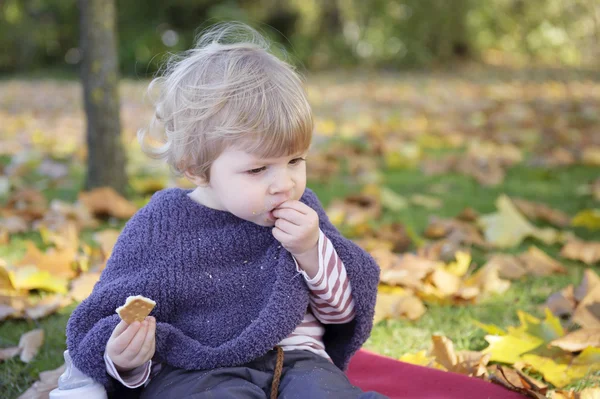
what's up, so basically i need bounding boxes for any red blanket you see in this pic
[347,349,526,399]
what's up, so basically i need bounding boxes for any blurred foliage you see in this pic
[0,0,598,75]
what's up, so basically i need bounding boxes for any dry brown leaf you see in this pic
[430,335,457,371]
[457,156,506,186]
[379,252,441,288]
[430,268,461,296]
[463,263,511,296]
[16,241,77,279]
[93,229,121,260]
[18,363,65,399]
[392,294,426,321]
[572,285,600,329]
[455,351,490,377]
[489,365,548,399]
[484,254,528,280]
[78,187,138,219]
[69,271,101,302]
[561,240,600,265]
[19,329,44,363]
[574,269,600,303]
[0,346,21,361]
[512,198,571,228]
[25,295,69,320]
[518,246,567,276]
[549,328,600,352]
[5,188,47,222]
[424,217,488,247]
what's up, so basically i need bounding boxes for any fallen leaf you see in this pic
[518,246,567,276]
[93,229,121,260]
[561,240,600,265]
[17,363,65,399]
[463,262,511,296]
[479,195,562,248]
[78,187,137,219]
[0,346,21,361]
[24,295,68,320]
[550,328,600,352]
[512,198,571,228]
[573,285,600,329]
[69,272,101,302]
[430,268,461,296]
[16,241,77,279]
[8,265,69,294]
[520,353,600,388]
[484,254,527,280]
[571,209,600,231]
[19,329,44,363]
[483,334,544,364]
[393,294,427,321]
[489,365,547,399]
[575,269,600,302]
[430,335,457,371]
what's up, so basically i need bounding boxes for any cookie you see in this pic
[116,295,156,324]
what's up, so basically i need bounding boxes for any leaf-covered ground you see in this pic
[1,68,599,398]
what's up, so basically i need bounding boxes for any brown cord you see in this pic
[270,346,284,399]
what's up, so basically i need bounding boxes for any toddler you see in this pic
[67,22,383,399]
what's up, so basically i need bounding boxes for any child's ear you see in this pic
[184,169,209,187]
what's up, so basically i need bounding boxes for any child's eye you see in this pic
[289,158,306,165]
[247,166,266,175]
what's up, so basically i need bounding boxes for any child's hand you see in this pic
[106,316,156,372]
[272,200,319,257]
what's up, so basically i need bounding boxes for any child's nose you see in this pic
[269,172,295,195]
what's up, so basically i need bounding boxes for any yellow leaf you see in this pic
[571,209,600,231]
[483,334,543,364]
[472,320,507,336]
[509,309,564,342]
[380,186,408,211]
[399,350,435,367]
[572,347,600,366]
[444,251,471,277]
[8,265,69,294]
[520,354,600,388]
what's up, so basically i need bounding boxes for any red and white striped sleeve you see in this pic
[293,230,356,324]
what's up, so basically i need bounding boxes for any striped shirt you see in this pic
[105,229,355,388]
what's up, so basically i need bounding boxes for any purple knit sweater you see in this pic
[66,188,380,391]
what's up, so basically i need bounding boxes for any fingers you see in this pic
[271,208,304,225]
[111,321,142,354]
[272,226,293,243]
[123,319,150,356]
[110,320,129,340]
[274,218,298,234]
[276,200,310,215]
[132,317,156,365]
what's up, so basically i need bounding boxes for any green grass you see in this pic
[1,161,599,398]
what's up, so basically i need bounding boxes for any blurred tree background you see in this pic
[1,0,598,76]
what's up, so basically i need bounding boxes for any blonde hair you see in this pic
[138,22,313,181]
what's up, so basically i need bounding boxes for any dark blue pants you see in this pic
[139,349,388,399]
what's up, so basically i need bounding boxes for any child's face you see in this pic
[195,148,308,227]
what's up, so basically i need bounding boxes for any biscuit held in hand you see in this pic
[116,295,156,324]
